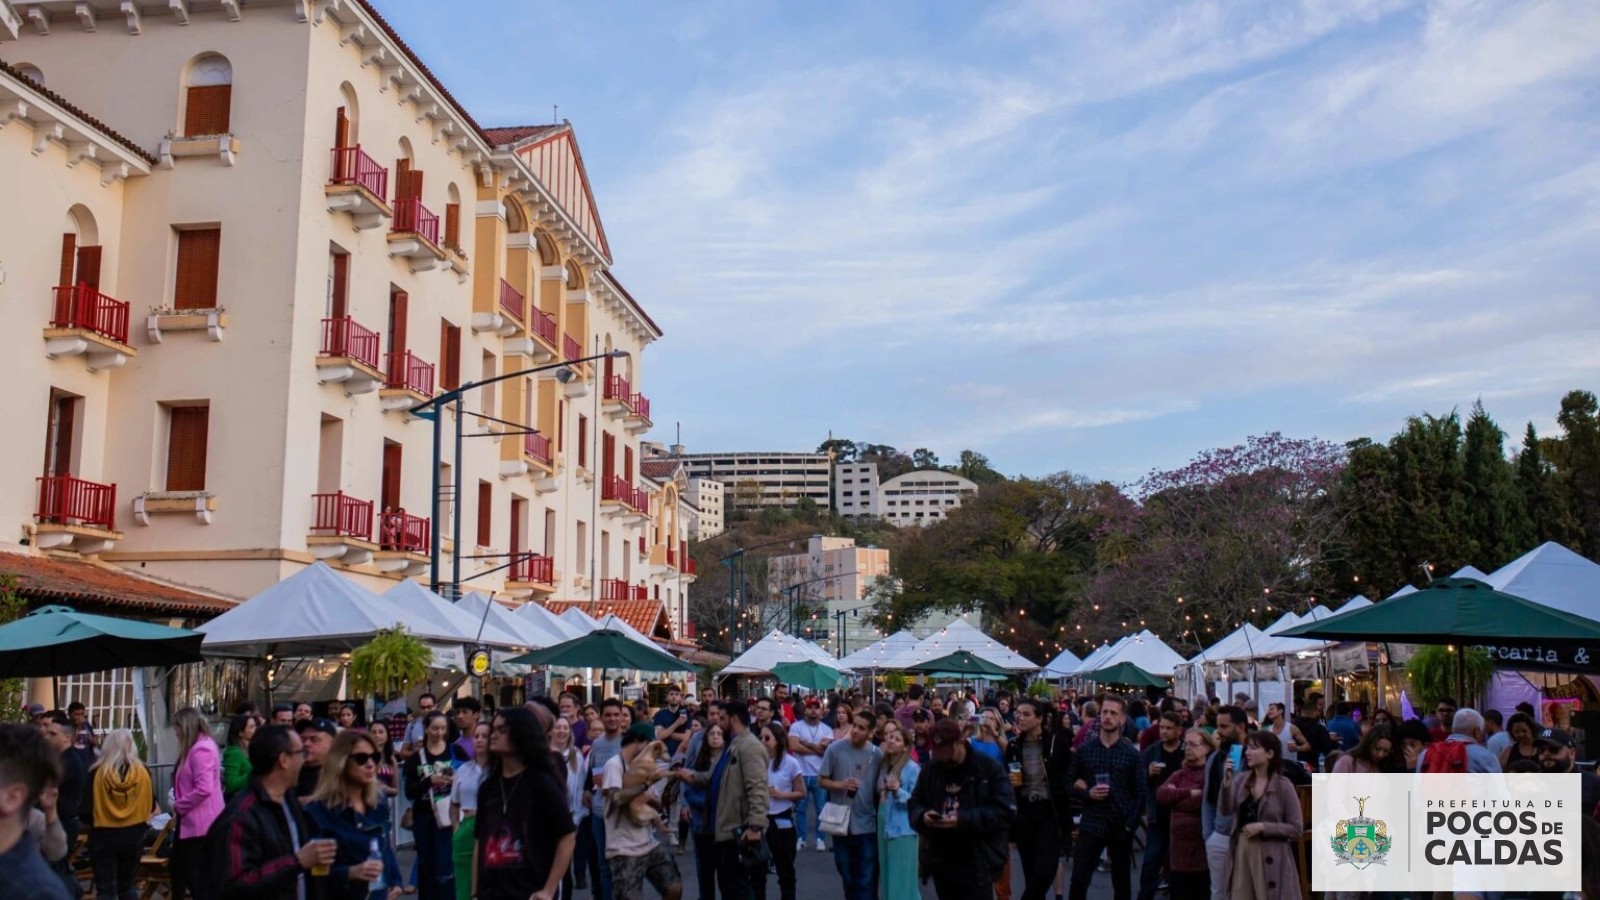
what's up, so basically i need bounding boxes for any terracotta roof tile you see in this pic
[349,0,487,142]
[640,459,680,480]
[0,551,236,618]
[0,58,157,165]
[540,599,672,640]
[483,124,565,147]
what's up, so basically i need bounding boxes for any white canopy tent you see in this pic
[380,581,525,648]
[839,631,922,672]
[560,606,603,634]
[878,617,1036,672]
[1076,630,1185,678]
[1189,623,1272,665]
[722,630,845,676]
[592,612,668,651]
[454,592,567,649]
[1485,541,1600,621]
[1040,646,1084,678]
[510,600,585,643]
[201,563,417,658]
[1070,640,1122,676]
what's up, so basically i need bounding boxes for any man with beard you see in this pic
[909,718,1017,899]
[1200,706,1246,900]
[1535,728,1599,815]
[1136,712,1185,900]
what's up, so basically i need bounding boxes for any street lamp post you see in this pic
[716,534,814,655]
[408,349,627,599]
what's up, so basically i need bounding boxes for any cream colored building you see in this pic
[0,0,691,636]
[681,450,831,509]
[767,535,890,657]
[876,469,979,526]
[688,476,724,539]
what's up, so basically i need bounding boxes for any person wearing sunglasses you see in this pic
[305,730,404,899]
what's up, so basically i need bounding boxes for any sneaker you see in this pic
[815,838,828,852]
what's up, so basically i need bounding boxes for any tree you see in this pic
[1331,438,1406,596]
[0,577,25,723]
[952,450,1007,485]
[817,438,859,463]
[1388,412,1471,577]
[911,448,940,470]
[859,444,914,480]
[1556,390,1600,558]
[1461,401,1532,569]
[731,478,764,509]
[1516,423,1575,547]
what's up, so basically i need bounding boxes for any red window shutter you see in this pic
[165,407,210,491]
[602,432,615,482]
[74,246,102,290]
[408,169,424,201]
[395,159,412,201]
[330,253,349,320]
[381,442,402,512]
[578,416,588,468]
[184,84,232,136]
[438,323,460,391]
[476,481,492,546]
[388,288,408,355]
[557,401,565,452]
[174,228,221,310]
[509,500,522,553]
[58,233,77,286]
[444,203,460,248]
[624,446,633,482]
[334,106,349,148]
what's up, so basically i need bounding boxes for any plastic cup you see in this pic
[310,839,336,877]
[1009,762,1023,786]
[1095,773,1111,788]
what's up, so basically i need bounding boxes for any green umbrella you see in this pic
[504,629,692,672]
[1278,577,1600,645]
[0,605,204,677]
[908,650,1014,680]
[1082,660,1167,688]
[771,660,843,692]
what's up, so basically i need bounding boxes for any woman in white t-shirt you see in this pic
[761,721,805,900]
[448,721,489,900]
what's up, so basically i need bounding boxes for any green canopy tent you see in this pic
[771,660,844,692]
[504,628,693,672]
[1081,660,1167,689]
[1279,576,1600,694]
[907,649,1014,681]
[0,605,204,677]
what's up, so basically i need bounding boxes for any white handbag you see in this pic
[819,801,852,836]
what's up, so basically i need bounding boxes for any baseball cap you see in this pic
[929,718,965,749]
[296,718,337,737]
[1535,727,1573,750]
[803,697,822,708]
[622,721,657,746]
[24,703,45,716]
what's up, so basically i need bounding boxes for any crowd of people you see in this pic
[1,685,1597,900]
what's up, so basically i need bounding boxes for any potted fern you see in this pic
[1403,644,1494,708]
[348,627,433,703]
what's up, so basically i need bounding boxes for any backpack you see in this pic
[1421,739,1468,773]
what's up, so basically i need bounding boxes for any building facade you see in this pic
[875,470,979,526]
[834,462,879,518]
[766,535,890,658]
[680,451,830,510]
[0,0,692,636]
[687,477,724,539]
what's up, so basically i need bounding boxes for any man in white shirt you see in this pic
[787,698,832,852]
[604,722,682,900]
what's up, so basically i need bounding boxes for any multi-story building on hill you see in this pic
[0,0,692,636]
[680,451,830,510]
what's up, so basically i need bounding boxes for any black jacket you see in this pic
[1002,729,1074,836]
[909,743,1017,878]
[204,780,320,900]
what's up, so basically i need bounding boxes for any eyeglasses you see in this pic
[1436,706,1454,713]
[348,752,379,765]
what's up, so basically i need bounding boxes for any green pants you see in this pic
[453,814,476,900]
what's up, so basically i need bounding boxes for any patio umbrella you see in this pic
[1082,660,1168,688]
[0,605,204,677]
[504,629,692,672]
[1278,576,1600,694]
[908,649,1014,680]
[772,660,843,692]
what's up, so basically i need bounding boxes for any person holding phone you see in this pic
[1066,695,1147,900]
[1200,706,1248,900]
[908,718,1016,899]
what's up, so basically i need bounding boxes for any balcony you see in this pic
[44,285,136,372]
[524,432,553,469]
[625,391,652,434]
[325,145,391,229]
[505,552,557,596]
[380,350,435,413]
[684,557,698,577]
[316,316,383,394]
[308,490,376,565]
[475,279,523,339]
[34,475,121,553]
[499,279,524,323]
[563,333,583,363]
[602,374,634,420]
[374,508,429,576]
[529,307,559,356]
[599,578,649,603]
[387,198,446,271]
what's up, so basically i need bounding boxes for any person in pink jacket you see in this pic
[171,707,224,900]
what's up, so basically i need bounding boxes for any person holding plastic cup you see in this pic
[205,724,337,900]
[1067,695,1146,900]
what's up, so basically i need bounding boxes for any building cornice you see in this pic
[0,59,154,181]
[593,270,662,346]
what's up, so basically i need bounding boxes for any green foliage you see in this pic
[1556,390,1600,558]
[883,671,908,693]
[1517,423,1575,546]
[348,627,433,699]
[1462,401,1532,569]
[1027,679,1056,699]
[1404,645,1494,707]
[0,577,25,723]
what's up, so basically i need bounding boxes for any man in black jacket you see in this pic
[206,724,335,900]
[910,718,1017,899]
[1136,711,1185,900]
[1003,698,1073,900]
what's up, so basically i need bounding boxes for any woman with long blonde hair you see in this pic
[170,707,222,900]
[875,720,920,900]
[90,729,153,900]
[304,730,402,899]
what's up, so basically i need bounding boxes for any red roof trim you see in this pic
[0,58,157,164]
[349,0,489,144]
[540,599,672,640]
[0,552,235,617]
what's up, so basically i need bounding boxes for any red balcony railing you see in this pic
[311,490,373,540]
[604,375,633,409]
[530,307,558,348]
[510,552,554,585]
[329,145,389,199]
[631,485,650,512]
[630,392,651,422]
[667,544,676,567]
[52,284,130,345]
[384,350,435,396]
[685,557,697,576]
[600,578,648,602]
[320,316,380,370]
[602,475,637,508]
[632,584,649,601]
[524,432,552,466]
[639,535,647,556]
[498,279,523,323]
[378,508,429,553]
[563,333,582,363]
[36,475,116,530]
[392,197,440,245]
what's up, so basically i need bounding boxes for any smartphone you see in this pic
[1228,745,1243,770]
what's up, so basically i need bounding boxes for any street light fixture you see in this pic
[408,348,628,598]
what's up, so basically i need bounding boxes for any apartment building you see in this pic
[766,535,890,657]
[680,451,830,509]
[834,462,879,518]
[876,470,979,526]
[0,0,692,636]
[688,477,724,539]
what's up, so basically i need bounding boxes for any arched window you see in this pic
[182,54,233,136]
[445,183,463,252]
[59,206,101,289]
[15,63,43,86]
[334,83,359,147]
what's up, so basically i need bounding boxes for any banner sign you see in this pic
[1313,773,1580,893]
[1468,641,1597,673]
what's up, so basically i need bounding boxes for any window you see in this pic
[439,321,461,390]
[15,63,43,85]
[165,405,210,491]
[476,481,492,546]
[327,249,348,319]
[174,228,221,310]
[183,55,233,136]
[577,415,589,468]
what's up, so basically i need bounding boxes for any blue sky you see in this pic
[384,0,1600,482]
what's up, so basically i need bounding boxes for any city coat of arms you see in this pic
[1331,796,1391,869]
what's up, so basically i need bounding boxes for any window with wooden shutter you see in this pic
[74,246,102,289]
[58,234,76,286]
[557,400,565,452]
[602,432,615,483]
[328,252,349,320]
[183,84,232,136]
[444,203,461,250]
[334,106,350,148]
[439,322,461,390]
[578,415,588,469]
[165,406,210,491]
[395,159,412,201]
[174,228,221,310]
[476,481,492,546]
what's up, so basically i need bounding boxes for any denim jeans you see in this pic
[831,832,878,900]
[1136,822,1170,900]
[794,776,826,846]
[589,810,615,900]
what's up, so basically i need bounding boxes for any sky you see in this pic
[382,0,1600,483]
